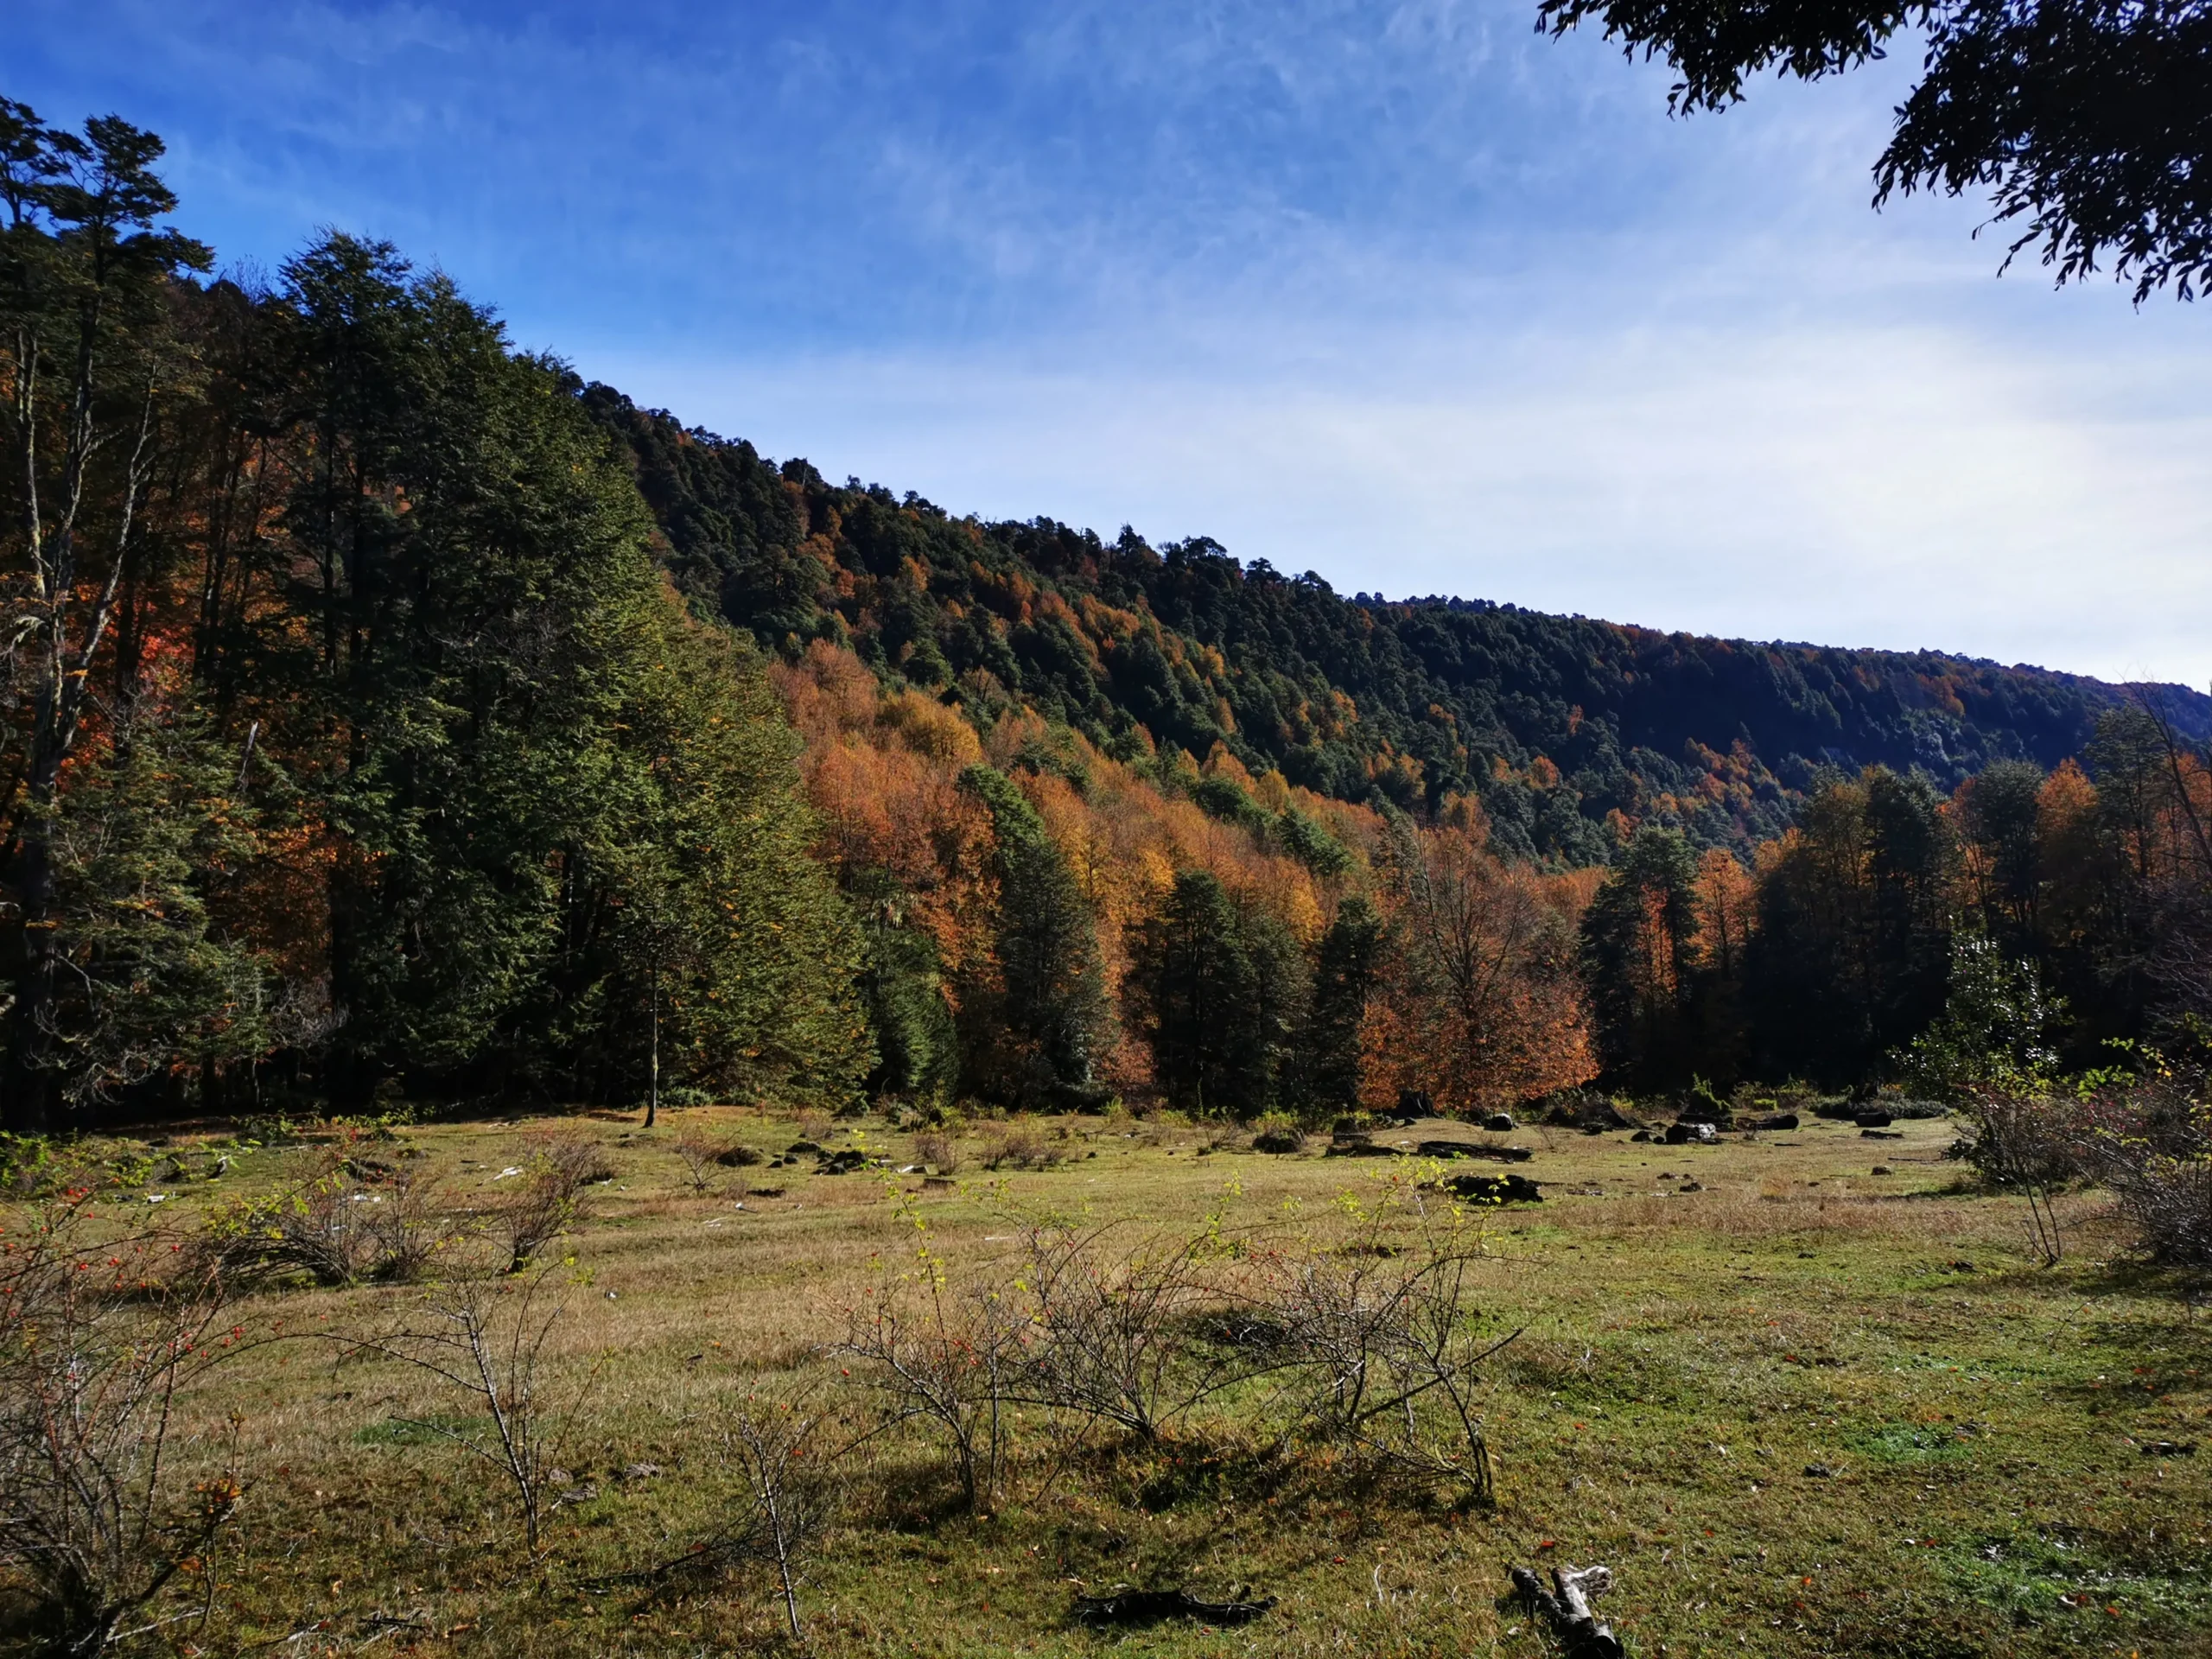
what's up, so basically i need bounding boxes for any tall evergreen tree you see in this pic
[1580,825,1703,1089]
[1296,894,1383,1117]
[1,103,213,1128]
[1128,869,1307,1118]
[1959,759,2046,948]
[958,764,1109,1107]
[1746,766,1955,1082]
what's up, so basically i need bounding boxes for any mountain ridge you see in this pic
[580,384,2211,864]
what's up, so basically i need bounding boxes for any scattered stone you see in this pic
[1945,1259,1975,1272]
[715,1145,764,1167]
[1438,1173,1543,1205]
[1677,1181,1704,1193]
[1803,1463,1833,1478]
[1872,1165,1894,1174]
[557,1484,600,1505]
[1740,1112,1800,1132]
[2141,1441,2196,1459]
[1861,1128,1904,1140]
[1852,1110,1894,1128]
[1483,1111,1516,1132]
[1630,1129,1653,1142]
[785,1141,821,1155]
[617,1462,662,1483]
[1662,1122,1718,1146]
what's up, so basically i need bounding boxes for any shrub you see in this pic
[499,1133,611,1274]
[912,1128,961,1174]
[980,1119,1054,1171]
[0,1185,245,1656]
[198,1152,459,1288]
[632,1379,845,1641]
[1952,1088,2080,1264]
[1255,1192,1510,1498]
[673,1128,732,1192]
[346,1263,590,1558]
[2082,1079,2212,1268]
[837,1276,1025,1511]
[1008,1221,1256,1442]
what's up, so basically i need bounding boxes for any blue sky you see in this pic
[14,0,2210,686]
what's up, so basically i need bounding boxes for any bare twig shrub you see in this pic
[980,1119,1053,1171]
[663,1381,842,1643]
[911,1128,960,1174]
[499,1134,611,1274]
[1256,1194,1513,1498]
[837,1274,1025,1513]
[196,1151,461,1288]
[673,1128,732,1193]
[1008,1221,1254,1442]
[0,1185,245,1656]
[2080,1078,2212,1268]
[346,1263,592,1559]
[364,1163,463,1282]
[1954,1088,2080,1265]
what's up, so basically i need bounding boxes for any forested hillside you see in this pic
[584,389,2212,866]
[4,99,2209,1131]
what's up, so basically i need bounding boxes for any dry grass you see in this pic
[16,1105,2208,1657]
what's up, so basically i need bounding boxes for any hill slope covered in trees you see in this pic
[5,96,2207,1128]
[584,389,2211,867]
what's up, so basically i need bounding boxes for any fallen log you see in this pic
[1507,1562,1623,1659]
[1417,1139,1535,1163]
[1071,1586,1275,1627]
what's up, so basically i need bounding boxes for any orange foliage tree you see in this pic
[1363,823,1596,1115]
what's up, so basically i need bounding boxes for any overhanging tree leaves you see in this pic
[1538,0,2212,299]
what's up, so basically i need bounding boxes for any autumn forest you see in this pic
[6,103,2212,1134]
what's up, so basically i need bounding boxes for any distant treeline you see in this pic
[3,101,2208,1129]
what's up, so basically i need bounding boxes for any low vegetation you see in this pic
[1,1102,2207,1656]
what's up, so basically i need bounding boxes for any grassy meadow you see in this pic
[67,1106,2212,1659]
